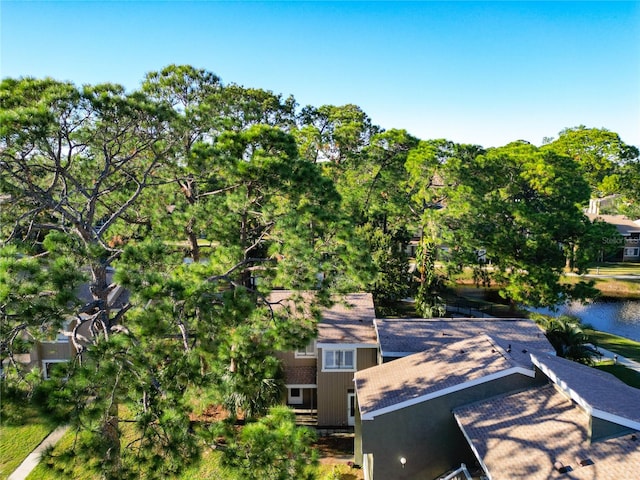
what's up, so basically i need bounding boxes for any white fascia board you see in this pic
[531,354,640,431]
[455,414,493,480]
[379,351,411,358]
[285,383,317,389]
[317,343,378,349]
[360,367,535,421]
[591,408,640,432]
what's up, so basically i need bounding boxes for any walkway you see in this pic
[8,425,68,480]
[596,347,640,374]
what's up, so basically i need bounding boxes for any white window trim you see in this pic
[624,247,639,257]
[42,359,68,380]
[322,348,356,372]
[295,340,317,358]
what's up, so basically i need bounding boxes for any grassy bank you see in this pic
[586,329,640,362]
[594,361,640,389]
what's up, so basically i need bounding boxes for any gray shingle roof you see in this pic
[455,384,640,480]
[375,318,553,367]
[532,352,640,429]
[355,335,531,419]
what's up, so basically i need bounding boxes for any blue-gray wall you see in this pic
[357,371,545,480]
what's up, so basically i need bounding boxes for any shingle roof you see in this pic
[355,335,531,419]
[318,293,377,344]
[532,352,640,429]
[375,318,553,367]
[455,385,640,480]
[586,213,640,235]
[268,291,377,345]
[284,365,316,386]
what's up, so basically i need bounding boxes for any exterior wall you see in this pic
[274,350,317,368]
[358,372,545,480]
[590,416,633,442]
[622,234,640,262]
[37,341,72,361]
[317,347,377,426]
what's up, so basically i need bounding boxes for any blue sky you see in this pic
[2,1,639,148]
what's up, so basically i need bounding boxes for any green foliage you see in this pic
[536,315,599,365]
[222,406,318,480]
[546,126,639,197]
[3,68,637,479]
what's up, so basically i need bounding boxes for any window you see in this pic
[288,387,303,405]
[323,349,355,371]
[295,341,316,358]
[625,247,639,257]
[42,360,68,380]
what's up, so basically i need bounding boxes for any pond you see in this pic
[532,299,640,342]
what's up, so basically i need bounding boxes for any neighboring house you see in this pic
[23,272,127,379]
[273,291,378,427]
[354,317,640,480]
[587,213,640,262]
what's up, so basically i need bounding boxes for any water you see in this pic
[533,299,640,342]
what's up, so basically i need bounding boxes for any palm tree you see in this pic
[542,315,599,365]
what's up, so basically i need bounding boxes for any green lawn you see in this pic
[586,329,640,362]
[594,360,640,389]
[0,404,57,480]
[586,262,640,276]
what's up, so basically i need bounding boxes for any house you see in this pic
[355,318,553,480]
[455,353,640,480]
[587,213,640,262]
[353,317,640,480]
[17,271,128,379]
[273,291,378,427]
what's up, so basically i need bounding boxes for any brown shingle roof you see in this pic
[455,385,640,480]
[376,318,553,367]
[284,365,316,386]
[317,293,377,344]
[355,335,531,419]
[267,291,377,345]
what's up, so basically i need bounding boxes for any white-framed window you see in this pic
[625,247,640,257]
[288,387,303,405]
[295,341,317,358]
[42,360,68,380]
[322,349,356,371]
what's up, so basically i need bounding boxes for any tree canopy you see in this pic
[1,65,636,477]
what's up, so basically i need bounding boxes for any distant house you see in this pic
[17,271,128,379]
[353,317,640,480]
[273,291,378,427]
[587,213,640,262]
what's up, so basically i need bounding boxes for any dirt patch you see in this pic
[315,434,354,457]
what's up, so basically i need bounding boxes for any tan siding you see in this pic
[38,341,72,361]
[317,347,378,426]
[275,350,317,368]
[357,348,378,370]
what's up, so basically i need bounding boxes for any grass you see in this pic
[585,262,640,276]
[586,329,640,362]
[0,403,57,480]
[594,360,640,389]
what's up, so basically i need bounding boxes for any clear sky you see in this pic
[2,1,639,148]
